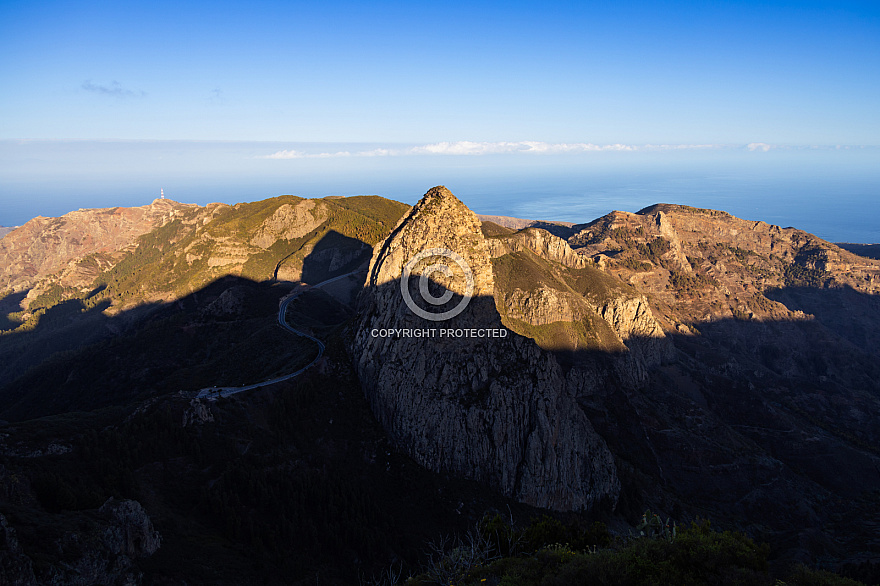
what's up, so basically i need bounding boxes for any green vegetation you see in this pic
[750,292,777,313]
[328,195,410,244]
[83,195,408,308]
[500,315,625,356]
[94,216,198,301]
[616,258,652,272]
[240,222,330,282]
[610,226,646,246]
[0,333,500,584]
[636,236,671,263]
[0,279,317,421]
[638,204,733,218]
[208,195,305,239]
[581,226,676,271]
[668,270,719,294]
[25,284,82,312]
[405,515,862,586]
[490,249,630,355]
[481,221,516,238]
[560,263,635,303]
[492,251,568,295]
[784,262,828,288]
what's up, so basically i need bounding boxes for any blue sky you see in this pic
[1,1,879,237]
[2,0,879,143]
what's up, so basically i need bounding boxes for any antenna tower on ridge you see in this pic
[161,188,165,199]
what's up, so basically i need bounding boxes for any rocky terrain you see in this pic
[0,194,409,392]
[1,188,879,583]
[477,213,576,238]
[354,188,880,571]
[353,187,619,511]
[0,491,160,586]
[0,227,14,240]
[0,199,195,295]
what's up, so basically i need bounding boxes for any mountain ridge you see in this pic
[1,189,880,581]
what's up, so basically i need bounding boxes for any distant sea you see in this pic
[1,141,877,243]
[461,169,880,244]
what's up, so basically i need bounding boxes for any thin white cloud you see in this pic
[262,149,352,159]
[261,141,736,159]
[356,147,397,157]
[406,141,728,155]
[410,141,637,154]
[747,142,772,152]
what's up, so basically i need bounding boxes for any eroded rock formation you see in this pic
[352,186,651,511]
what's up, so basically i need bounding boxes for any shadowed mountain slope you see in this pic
[1,190,879,582]
[355,188,880,571]
[0,196,410,388]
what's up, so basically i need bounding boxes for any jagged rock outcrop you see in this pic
[487,224,672,378]
[250,199,328,248]
[567,203,880,342]
[182,398,215,426]
[560,202,880,565]
[593,294,671,373]
[202,285,246,317]
[353,186,619,511]
[501,287,587,326]
[98,498,161,559]
[39,498,160,585]
[486,227,589,268]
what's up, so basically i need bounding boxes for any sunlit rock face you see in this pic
[353,186,620,511]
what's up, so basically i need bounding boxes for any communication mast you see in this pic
[160,188,165,199]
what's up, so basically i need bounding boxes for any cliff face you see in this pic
[353,186,632,511]
[354,192,880,556]
[487,225,671,382]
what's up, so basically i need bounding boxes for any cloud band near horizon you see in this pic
[261,141,734,159]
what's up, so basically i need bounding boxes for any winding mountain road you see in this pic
[196,271,356,400]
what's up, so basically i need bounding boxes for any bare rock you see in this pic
[98,498,161,559]
[353,186,619,511]
[182,398,215,426]
[250,200,328,248]
[202,286,246,317]
[490,227,590,269]
[0,199,198,295]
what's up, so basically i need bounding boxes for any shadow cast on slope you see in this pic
[0,230,373,422]
[0,277,282,421]
[764,283,880,352]
[299,229,371,285]
[357,270,880,567]
[4,230,880,569]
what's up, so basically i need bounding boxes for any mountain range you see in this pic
[1,187,878,584]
